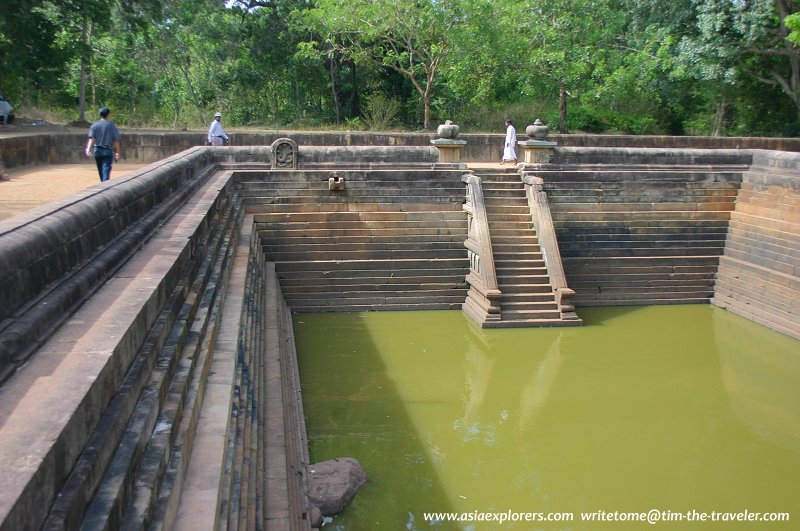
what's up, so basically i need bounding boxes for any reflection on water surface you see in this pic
[294,305,800,530]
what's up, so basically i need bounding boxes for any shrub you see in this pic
[362,93,400,131]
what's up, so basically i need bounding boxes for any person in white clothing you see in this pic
[501,119,517,164]
[208,112,229,146]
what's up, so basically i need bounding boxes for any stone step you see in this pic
[715,271,798,315]
[549,202,735,213]
[482,182,524,191]
[237,180,464,192]
[548,193,738,205]
[560,246,724,258]
[559,227,729,238]
[258,233,467,245]
[561,238,727,249]
[248,201,465,213]
[721,247,796,276]
[571,278,714,288]
[532,170,744,182]
[496,281,553,292]
[255,219,467,231]
[573,295,711,305]
[728,220,800,246]
[725,233,800,262]
[737,189,800,209]
[260,240,467,253]
[253,210,465,222]
[499,292,557,304]
[492,273,551,283]
[277,268,467,281]
[255,226,467,238]
[575,284,715,295]
[499,309,563,320]
[484,318,582,329]
[281,277,467,296]
[242,194,466,206]
[492,245,541,254]
[551,211,733,221]
[729,212,798,233]
[480,188,527,197]
[541,180,741,191]
[291,302,465,312]
[713,290,800,340]
[554,219,730,229]
[484,201,528,209]
[264,248,467,261]
[284,288,467,301]
[492,236,540,245]
[717,255,800,290]
[495,258,547,268]
[273,258,469,272]
[562,255,720,267]
[485,212,533,222]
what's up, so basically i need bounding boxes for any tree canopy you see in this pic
[1,0,798,135]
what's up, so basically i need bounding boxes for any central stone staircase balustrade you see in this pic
[461,173,502,326]
[475,169,582,328]
[522,174,581,321]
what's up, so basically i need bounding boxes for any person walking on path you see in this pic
[85,106,122,182]
[207,112,229,146]
[501,119,517,165]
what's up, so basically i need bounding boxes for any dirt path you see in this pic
[0,162,149,222]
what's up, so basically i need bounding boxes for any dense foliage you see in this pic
[1,0,798,135]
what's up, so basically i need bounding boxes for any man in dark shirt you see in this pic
[85,106,122,182]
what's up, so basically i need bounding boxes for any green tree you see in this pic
[519,0,627,133]
[296,0,464,129]
[0,0,70,104]
[681,0,800,120]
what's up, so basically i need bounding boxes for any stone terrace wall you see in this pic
[0,146,218,382]
[3,130,800,170]
[537,148,751,307]
[713,150,800,339]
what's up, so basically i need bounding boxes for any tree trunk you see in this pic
[559,82,567,134]
[327,54,341,124]
[79,15,88,121]
[711,100,728,137]
[349,61,359,118]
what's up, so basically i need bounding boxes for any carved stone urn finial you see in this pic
[526,119,549,140]
[436,120,460,139]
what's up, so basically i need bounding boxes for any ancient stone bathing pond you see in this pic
[295,305,799,530]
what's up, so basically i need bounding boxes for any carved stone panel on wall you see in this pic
[271,138,299,169]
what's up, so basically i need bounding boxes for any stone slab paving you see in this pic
[0,162,149,221]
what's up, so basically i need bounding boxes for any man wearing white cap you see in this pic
[207,112,229,146]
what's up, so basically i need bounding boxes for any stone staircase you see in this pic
[475,169,575,327]
[239,169,470,312]
[713,156,800,340]
[535,164,744,306]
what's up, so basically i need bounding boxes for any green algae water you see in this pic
[294,306,800,530]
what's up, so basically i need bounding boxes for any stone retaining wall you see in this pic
[3,130,800,170]
[713,150,800,339]
[0,146,218,382]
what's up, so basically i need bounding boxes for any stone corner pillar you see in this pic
[517,139,557,167]
[431,139,467,163]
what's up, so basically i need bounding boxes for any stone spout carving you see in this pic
[328,172,345,191]
[436,120,460,139]
[271,137,298,168]
[526,119,549,139]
